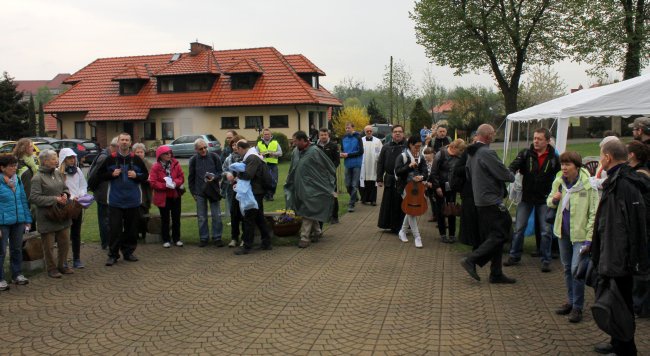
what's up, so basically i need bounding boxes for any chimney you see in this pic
[190,41,213,56]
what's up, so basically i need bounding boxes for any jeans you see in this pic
[230,197,243,242]
[70,210,83,260]
[510,202,553,262]
[267,163,279,198]
[469,205,512,277]
[344,166,361,206]
[558,236,588,310]
[159,197,181,243]
[196,195,223,242]
[0,223,25,280]
[97,202,110,249]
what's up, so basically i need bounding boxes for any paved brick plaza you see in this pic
[1,202,648,355]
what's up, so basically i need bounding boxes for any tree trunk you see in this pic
[502,89,519,115]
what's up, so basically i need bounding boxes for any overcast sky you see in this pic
[2,0,647,94]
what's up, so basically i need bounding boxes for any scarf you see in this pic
[162,160,172,177]
[560,176,584,213]
[3,174,17,192]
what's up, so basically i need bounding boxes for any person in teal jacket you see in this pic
[0,156,33,290]
[547,151,599,323]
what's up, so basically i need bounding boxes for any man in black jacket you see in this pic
[504,128,560,272]
[316,128,340,224]
[377,125,406,233]
[592,140,649,356]
[233,140,272,255]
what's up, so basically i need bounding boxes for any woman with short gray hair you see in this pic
[30,149,73,278]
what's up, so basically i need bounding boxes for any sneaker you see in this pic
[347,206,355,212]
[503,257,521,267]
[541,261,551,273]
[14,275,29,285]
[73,260,85,269]
[398,230,409,243]
[0,280,9,291]
[447,236,457,244]
[555,303,572,315]
[163,242,171,248]
[213,240,224,248]
[228,240,238,248]
[414,236,423,248]
[298,239,310,248]
[176,241,184,247]
[440,235,448,243]
[198,240,208,247]
[568,308,582,323]
[489,274,517,284]
[123,254,139,262]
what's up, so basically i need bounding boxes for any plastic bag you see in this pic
[508,172,523,204]
[234,179,258,214]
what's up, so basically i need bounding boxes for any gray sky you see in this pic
[2,0,647,94]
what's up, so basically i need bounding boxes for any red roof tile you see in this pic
[284,54,325,75]
[45,114,58,131]
[224,59,263,74]
[432,100,454,113]
[15,73,71,95]
[45,45,342,122]
[112,64,150,81]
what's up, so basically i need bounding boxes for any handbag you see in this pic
[443,202,462,217]
[45,200,82,220]
[202,179,222,202]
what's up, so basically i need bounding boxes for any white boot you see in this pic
[398,230,409,243]
[414,235,423,248]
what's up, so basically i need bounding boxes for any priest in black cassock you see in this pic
[377,125,406,233]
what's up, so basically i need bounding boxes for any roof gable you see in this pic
[112,64,150,81]
[224,59,263,74]
[284,54,325,75]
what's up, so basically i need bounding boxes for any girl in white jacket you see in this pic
[59,148,88,268]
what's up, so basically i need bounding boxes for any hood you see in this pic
[156,145,173,160]
[466,142,486,156]
[58,148,77,166]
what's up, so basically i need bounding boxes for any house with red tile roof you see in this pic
[15,73,71,103]
[44,42,342,147]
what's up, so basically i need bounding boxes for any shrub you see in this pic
[271,132,291,161]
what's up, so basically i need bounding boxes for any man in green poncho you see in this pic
[285,131,336,248]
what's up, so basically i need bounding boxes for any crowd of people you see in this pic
[1,118,649,354]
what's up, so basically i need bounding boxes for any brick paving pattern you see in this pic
[1,201,648,355]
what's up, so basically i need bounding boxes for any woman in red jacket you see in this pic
[149,146,185,248]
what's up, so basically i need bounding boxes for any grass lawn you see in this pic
[79,161,350,246]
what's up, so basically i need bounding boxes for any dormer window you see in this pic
[299,74,319,89]
[157,75,216,93]
[231,74,259,90]
[119,80,145,95]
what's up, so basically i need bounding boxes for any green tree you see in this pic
[366,98,386,124]
[411,1,568,114]
[35,86,53,107]
[409,99,432,134]
[565,0,649,79]
[446,86,503,137]
[0,72,29,139]
[420,67,447,120]
[27,94,37,136]
[518,66,566,110]
[382,58,416,125]
[38,101,46,136]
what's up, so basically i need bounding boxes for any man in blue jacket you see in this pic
[340,122,364,212]
[97,133,149,266]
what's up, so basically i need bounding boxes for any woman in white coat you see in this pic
[59,148,88,268]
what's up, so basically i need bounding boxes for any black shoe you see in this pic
[259,244,273,251]
[123,255,139,262]
[460,258,481,281]
[371,202,376,206]
[234,247,251,255]
[594,343,614,354]
[489,274,517,284]
[530,251,541,257]
[568,308,582,323]
[101,245,108,250]
[105,257,117,266]
[541,261,551,273]
[330,218,339,224]
[199,240,208,247]
[555,303,573,315]
[214,240,225,248]
[503,257,520,267]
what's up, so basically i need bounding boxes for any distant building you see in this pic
[15,73,71,103]
[44,42,342,146]
[430,100,454,122]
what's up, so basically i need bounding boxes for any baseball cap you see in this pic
[628,116,650,129]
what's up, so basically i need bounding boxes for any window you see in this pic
[75,122,86,139]
[269,115,289,128]
[144,122,156,140]
[221,117,239,129]
[162,122,174,140]
[157,75,216,93]
[123,122,134,138]
[299,74,319,89]
[159,78,174,93]
[119,80,144,95]
[245,116,263,129]
[231,74,258,90]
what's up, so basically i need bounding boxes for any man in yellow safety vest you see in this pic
[256,128,282,201]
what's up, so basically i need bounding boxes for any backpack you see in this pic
[259,161,275,192]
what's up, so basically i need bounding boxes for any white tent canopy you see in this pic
[504,73,650,156]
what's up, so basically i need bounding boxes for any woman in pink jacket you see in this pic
[149,146,185,248]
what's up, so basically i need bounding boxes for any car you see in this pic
[371,123,393,142]
[0,141,55,157]
[50,139,101,165]
[166,134,221,158]
[26,136,59,144]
